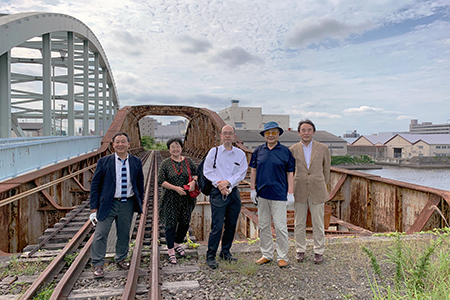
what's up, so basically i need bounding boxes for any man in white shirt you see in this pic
[203,125,248,269]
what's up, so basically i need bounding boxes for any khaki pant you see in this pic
[294,198,325,255]
[258,197,289,261]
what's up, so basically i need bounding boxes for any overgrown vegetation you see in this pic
[141,135,167,151]
[33,282,55,300]
[63,252,78,267]
[331,155,375,165]
[2,256,48,277]
[362,230,450,299]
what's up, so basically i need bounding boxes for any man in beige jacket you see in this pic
[289,119,330,264]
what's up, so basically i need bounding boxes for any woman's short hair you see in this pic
[166,137,183,149]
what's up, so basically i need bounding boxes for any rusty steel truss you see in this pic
[1,105,450,254]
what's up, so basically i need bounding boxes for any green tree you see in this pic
[141,135,168,150]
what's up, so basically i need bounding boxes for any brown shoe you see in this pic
[117,260,130,270]
[278,259,288,268]
[296,252,305,262]
[314,254,324,264]
[93,266,104,278]
[255,257,272,265]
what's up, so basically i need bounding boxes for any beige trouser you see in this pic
[258,197,289,261]
[294,198,325,255]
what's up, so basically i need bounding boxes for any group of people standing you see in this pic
[87,118,330,278]
[251,119,331,268]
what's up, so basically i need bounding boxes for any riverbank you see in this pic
[374,156,450,168]
[334,164,382,170]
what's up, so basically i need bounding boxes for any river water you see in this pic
[353,166,450,192]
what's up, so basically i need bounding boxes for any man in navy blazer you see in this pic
[90,132,144,278]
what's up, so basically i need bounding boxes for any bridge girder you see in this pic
[103,105,250,159]
[0,12,118,137]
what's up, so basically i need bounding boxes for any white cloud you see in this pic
[292,110,341,119]
[286,16,374,47]
[397,115,414,120]
[2,0,450,136]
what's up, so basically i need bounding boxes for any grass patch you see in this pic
[2,256,48,277]
[362,230,450,299]
[220,255,259,276]
[331,155,374,165]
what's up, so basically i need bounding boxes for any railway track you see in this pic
[0,150,166,300]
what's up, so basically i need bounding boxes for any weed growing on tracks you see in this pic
[63,252,78,267]
[34,282,55,300]
[2,256,47,276]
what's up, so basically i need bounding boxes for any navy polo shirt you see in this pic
[249,142,295,201]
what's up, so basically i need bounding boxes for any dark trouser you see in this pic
[165,222,190,249]
[207,187,241,260]
[91,198,135,267]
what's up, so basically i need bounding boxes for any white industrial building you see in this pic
[218,100,290,131]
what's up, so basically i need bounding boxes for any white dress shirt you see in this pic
[301,140,313,169]
[114,153,134,198]
[203,145,248,189]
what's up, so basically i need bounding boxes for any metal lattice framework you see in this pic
[0,12,119,138]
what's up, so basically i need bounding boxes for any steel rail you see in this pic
[121,150,156,299]
[19,220,93,300]
[0,164,96,208]
[49,234,95,300]
[149,152,162,300]
[26,201,91,257]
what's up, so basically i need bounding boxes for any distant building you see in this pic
[154,120,187,142]
[11,122,43,137]
[409,119,450,134]
[236,130,347,156]
[218,100,289,131]
[349,133,450,158]
[139,117,158,138]
[343,130,360,138]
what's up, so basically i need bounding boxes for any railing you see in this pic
[0,136,103,181]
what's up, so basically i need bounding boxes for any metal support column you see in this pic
[67,32,75,136]
[102,68,107,135]
[94,52,99,135]
[0,51,11,138]
[42,33,52,136]
[83,39,89,136]
[108,84,113,128]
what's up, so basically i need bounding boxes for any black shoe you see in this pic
[207,258,218,269]
[219,252,238,262]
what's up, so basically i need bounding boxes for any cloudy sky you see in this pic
[3,0,450,136]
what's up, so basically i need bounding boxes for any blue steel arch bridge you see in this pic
[1,12,450,257]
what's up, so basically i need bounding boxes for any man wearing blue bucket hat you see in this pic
[249,121,295,268]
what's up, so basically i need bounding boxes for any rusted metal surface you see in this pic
[19,220,93,300]
[329,167,450,234]
[49,234,95,300]
[123,151,155,299]
[2,103,450,255]
[149,152,162,300]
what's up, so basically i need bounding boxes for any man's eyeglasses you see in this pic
[264,131,278,136]
[222,132,234,136]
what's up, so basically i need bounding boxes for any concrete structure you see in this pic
[409,119,450,134]
[218,100,289,131]
[154,120,187,142]
[236,129,347,156]
[139,117,187,142]
[0,12,118,138]
[139,117,157,138]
